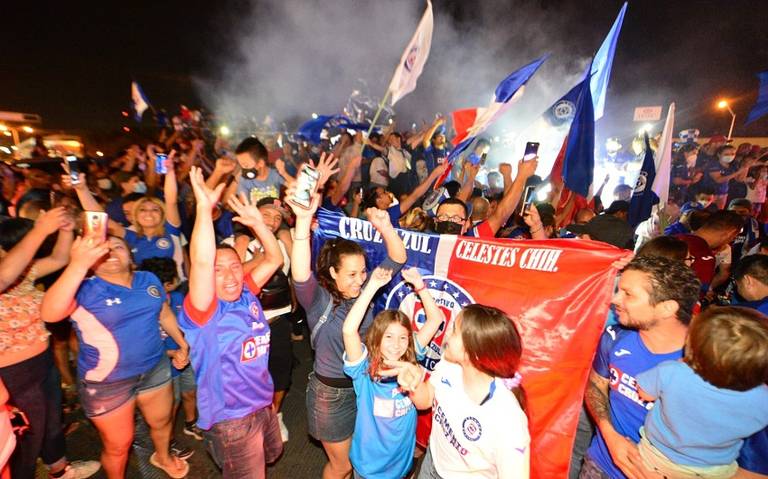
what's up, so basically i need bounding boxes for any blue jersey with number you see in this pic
[344,347,416,479]
[178,276,273,430]
[72,272,165,383]
[586,325,683,478]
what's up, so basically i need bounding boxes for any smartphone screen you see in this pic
[291,165,320,209]
[524,142,540,161]
[522,185,536,213]
[84,211,108,242]
[66,155,80,185]
[155,153,168,174]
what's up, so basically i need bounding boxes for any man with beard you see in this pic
[580,256,700,479]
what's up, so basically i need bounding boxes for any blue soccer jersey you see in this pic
[178,276,273,430]
[71,271,165,383]
[124,221,185,280]
[344,347,417,479]
[586,325,683,478]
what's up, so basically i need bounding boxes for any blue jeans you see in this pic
[203,406,283,479]
[417,447,445,479]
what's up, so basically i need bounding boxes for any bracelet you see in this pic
[530,227,542,234]
[293,235,310,241]
[413,284,427,293]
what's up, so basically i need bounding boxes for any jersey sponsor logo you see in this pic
[249,302,262,318]
[609,365,653,410]
[434,403,468,456]
[147,285,162,298]
[156,238,171,250]
[614,348,632,357]
[606,325,617,341]
[440,377,452,388]
[240,333,270,363]
[105,297,122,306]
[462,416,482,442]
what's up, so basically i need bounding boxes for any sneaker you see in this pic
[277,412,289,443]
[52,460,101,479]
[183,423,204,441]
[170,440,195,460]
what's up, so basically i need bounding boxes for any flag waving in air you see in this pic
[589,2,627,120]
[746,71,768,125]
[387,0,433,106]
[131,81,151,122]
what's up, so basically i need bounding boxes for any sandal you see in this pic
[149,452,189,479]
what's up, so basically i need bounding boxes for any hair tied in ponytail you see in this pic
[501,372,523,390]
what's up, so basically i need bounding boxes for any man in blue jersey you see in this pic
[178,166,284,478]
[580,256,700,479]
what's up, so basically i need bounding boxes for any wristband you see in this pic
[293,235,310,241]
[413,284,427,293]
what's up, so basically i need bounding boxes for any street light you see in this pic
[717,99,736,140]
[22,126,33,134]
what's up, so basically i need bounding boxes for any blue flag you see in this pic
[131,81,151,122]
[628,133,660,228]
[562,75,595,198]
[746,71,768,126]
[297,115,369,144]
[590,2,627,120]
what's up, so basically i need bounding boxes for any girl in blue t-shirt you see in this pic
[342,267,444,479]
[636,306,768,478]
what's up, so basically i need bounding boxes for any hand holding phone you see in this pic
[289,164,321,209]
[65,155,80,185]
[521,185,536,214]
[84,211,108,242]
[524,142,540,161]
[155,153,168,174]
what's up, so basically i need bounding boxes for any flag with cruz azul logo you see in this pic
[312,209,625,478]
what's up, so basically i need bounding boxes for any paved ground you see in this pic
[39,336,328,478]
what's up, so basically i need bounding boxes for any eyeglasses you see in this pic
[436,214,466,223]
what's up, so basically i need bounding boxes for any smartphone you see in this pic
[66,155,80,185]
[521,185,536,214]
[84,211,108,242]
[524,142,540,161]
[155,153,168,174]
[290,164,321,209]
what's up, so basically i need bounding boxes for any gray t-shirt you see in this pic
[294,256,404,379]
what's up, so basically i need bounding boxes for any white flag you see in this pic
[387,1,433,106]
[652,103,675,206]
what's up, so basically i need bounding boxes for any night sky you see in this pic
[2,0,767,139]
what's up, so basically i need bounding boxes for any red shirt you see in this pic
[675,234,715,291]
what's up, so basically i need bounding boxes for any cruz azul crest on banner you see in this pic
[312,209,625,478]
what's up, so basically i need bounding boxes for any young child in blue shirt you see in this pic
[342,267,444,479]
[637,306,768,478]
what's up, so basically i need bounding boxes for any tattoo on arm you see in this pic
[585,372,611,423]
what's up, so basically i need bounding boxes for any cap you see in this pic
[566,214,635,249]
[256,197,288,218]
[708,135,727,144]
[604,200,630,215]
[680,201,704,215]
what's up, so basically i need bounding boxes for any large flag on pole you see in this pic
[313,209,626,479]
[296,114,370,144]
[432,56,547,188]
[651,103,676,206]
[562,74,595,198]
[628,133,660,227]
[746,71,768,125]
[387,0,434,106]
[131,81,150,122]
[589,2,627,120]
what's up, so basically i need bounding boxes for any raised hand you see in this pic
[69,235,110,270]
[189,166,224,211]
[498,163,512,177]
[228,193,265,229]
[214,156,237,175]
[368,267,393,289]
[309,152,340,187]
[34,207,71,236]
[400,267,425,290]
[523,203,542,228]
[517,156,539,178]
[366,207,392,233]
[285,182,320,219]
[430,162,449,179]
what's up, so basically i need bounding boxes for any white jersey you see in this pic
[428,359,530,479]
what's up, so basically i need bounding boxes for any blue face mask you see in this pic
[133,181,147,194]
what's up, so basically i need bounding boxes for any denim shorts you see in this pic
[172,364,197,404]
[78,358,171,418]
[305,372,357,442]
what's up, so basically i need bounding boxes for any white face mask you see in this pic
[134,181,147,194]
[698,199,710,207]
[720,155,735,164]
[686,155,697,168]
[97,178,113,190]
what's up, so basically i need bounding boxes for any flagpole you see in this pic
[359,90,391,157]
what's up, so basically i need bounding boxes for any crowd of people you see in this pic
[0,116,767,479]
